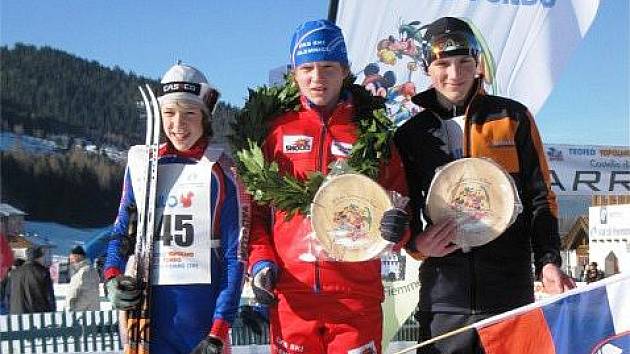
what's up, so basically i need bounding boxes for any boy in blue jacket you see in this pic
[104,63,244,354]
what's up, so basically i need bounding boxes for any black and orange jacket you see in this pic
[394,78,561,314]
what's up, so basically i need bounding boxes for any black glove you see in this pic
[380,208,409,243]
[251,262,277,305]
[105,275,141,310]
[190,335,223,354]
[239,304,269,335]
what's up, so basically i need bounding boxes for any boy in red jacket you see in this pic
[248,19,409,354]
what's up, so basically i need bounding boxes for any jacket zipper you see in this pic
[314,109,329,293]
[469,251,478,314]
[463,87,479,314]
[463,105,471,158]
[316,111,328,173]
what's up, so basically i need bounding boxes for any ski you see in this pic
[125,84,161,354]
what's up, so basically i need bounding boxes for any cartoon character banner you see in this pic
[334,0,600,124]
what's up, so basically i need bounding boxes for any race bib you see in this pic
[128,146,222,285]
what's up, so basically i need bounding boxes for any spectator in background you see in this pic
[580,263,591,282]
[0,266,9,315]
[66,246,100,311]
[0,258,25,315]
[94,255,106,283]
[585,262,604,283]
[83,227,112,282]
[9,246,56,314]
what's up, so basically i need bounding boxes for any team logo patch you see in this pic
[283,135,313,153]
[490,138,515,147]
[331,140,353,157]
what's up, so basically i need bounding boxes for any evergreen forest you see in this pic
[1,43,239,226]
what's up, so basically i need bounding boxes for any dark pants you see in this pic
[415,312,491,354]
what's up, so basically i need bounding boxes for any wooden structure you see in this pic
[0,204,26,238]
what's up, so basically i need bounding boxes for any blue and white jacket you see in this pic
[104,138,244,338]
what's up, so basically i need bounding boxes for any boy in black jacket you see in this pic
[395,17,574,353]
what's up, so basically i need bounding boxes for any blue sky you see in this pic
[1,0,628,146]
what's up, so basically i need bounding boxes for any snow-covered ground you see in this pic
[0,131,126,160]
[24,221,109,257]
[0,131,59,154]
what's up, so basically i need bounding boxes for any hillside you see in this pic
[0,43,238,146]
[0,43,239,226]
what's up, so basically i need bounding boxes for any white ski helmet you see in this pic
[158,63,220,115]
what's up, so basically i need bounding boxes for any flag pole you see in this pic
[327,0,339,22]
[392,324,475,354]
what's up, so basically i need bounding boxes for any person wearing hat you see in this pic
[246,19,409,354]
[102,63,244,354]
[9,246,56,314]
[394,17,575,353]
[65,245,100,311]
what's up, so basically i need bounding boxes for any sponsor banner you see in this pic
[589,205,630,239]
[588,204,630,274]
[545,144,630,196]
[381,251,421,350]
[335,0,599,122]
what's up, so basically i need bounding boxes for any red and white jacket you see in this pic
[248,95,408,302]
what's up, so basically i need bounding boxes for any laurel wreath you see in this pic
[229,75,396,218]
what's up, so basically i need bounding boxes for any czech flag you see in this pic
[475,273,630,354]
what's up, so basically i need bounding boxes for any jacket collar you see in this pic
[72,259,89,270]
[411,78,485,118]
[299,89,353,122]
[159,137,209,159]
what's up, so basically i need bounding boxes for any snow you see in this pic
[0,132,59,155]
[0,131,126,161]
[23,221,109,256]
